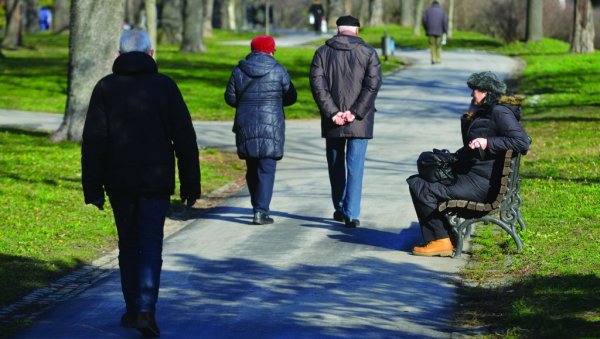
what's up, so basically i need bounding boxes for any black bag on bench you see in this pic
[417,148,458,184]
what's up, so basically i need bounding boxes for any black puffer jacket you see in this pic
[310,34,382,138]
[454,97,530,198]
[225,52,297,160]
[82,52,200,203]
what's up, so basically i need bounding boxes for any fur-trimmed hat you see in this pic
[250,35,276,54]
[336,15,360,27]
[467,71,507,95]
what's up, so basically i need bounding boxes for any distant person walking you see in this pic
[309,15,382,228]
[81,29,201,337]
[225,35,297,225]
[309,0,325,35]
[422,0,448,64]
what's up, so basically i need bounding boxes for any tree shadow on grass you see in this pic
[456,274,600,337]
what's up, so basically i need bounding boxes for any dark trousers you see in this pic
[245,158,277,214]
[407,174,488,243]
[109,195,170,314]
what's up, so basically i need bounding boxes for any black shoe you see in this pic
[344,218,360,228]
[120,312,136,328]
[253,212,274,225]
[136,312,160,337]
[333,210,344,222]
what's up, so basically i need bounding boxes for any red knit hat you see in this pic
[250,35,276,54]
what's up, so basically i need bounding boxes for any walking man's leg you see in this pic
[326,138,347,217]
[343,138,368,226]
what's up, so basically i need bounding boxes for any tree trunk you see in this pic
[203,0,214,37]
[526,0,543,42]
[570,0,595,53]
[25,0,39,34]
[52,0,70,33]
[226,0,237,31]
[3,0,23,49]
[400,0,414,27]
[413,0,424,36]
[328,0,344,28]
[368,0,383,26]
[52,0,126,142]
[181,0,206,52]
[158,0,183,44]
[145,0,157,57]
[344,0,352,14]
[125,0,143,26]
[447,0,454,38]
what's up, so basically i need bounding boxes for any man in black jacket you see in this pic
[81,29,200,337]
[422,0,448,64]
[310,15,382,228]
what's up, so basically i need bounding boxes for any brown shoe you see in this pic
[136,312,160,337]
[413,238,454,257]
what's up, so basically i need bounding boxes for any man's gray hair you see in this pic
[119,29,152,53]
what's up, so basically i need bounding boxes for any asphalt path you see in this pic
[3,34,519,338]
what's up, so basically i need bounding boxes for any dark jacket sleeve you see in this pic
[224,69,238,108]
[81,82,108,204]
[283,78,297,107]
[349,49,382,120]
[487,106,530,155]
[168,80,201,200]
[310,50,339,119]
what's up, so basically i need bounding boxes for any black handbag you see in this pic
[417,148,458,183]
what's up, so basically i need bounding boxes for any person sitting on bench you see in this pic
[406,71,530,257]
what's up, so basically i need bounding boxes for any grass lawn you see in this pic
[454,39,600,337]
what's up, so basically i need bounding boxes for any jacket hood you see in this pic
[498,95,525,121]
[325,34,365,51]
[112,51,158,75]
[239,52,277,78]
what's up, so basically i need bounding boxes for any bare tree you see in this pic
[159,0,183,44]
[181,0,206,52]
[328,0,344,26]
[145,0,157,56]
[447,0,454,38]
[52,0,126,142]
[52,0,70,33]
[570,0,595,53]
[369,0,383,26]
[203,0,214,37]
[3,0,23,49]
[400,0,414,27]
[413,0,424,36]
[25,0,39,34]
[526,0,543,42]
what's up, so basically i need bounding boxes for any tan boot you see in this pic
[413,238,454,257]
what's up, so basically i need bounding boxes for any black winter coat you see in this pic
[81,52,200,203]
[225,52,297,160]
[453,99,530,200]
[310,34,382,139]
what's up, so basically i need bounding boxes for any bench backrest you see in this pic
[438,149,520,213]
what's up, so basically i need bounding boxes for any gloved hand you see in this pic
[89,198,105,210]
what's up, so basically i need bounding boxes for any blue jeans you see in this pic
[109,195,169,314]
[245,158,277,214]
[326,138,368,220]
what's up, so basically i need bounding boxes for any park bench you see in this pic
[437,148,527,257]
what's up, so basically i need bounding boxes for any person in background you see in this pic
[422,0,448,64]
[81,29,200,337]
[225,35,297,225]
[406,71,529,257]
[309,0,325,35]
[309,15,382,228]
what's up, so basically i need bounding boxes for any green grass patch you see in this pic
[0,29,403,121]
[0,128,244,310]
[454,39,600,337]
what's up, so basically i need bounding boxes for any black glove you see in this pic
[89,198,105,211]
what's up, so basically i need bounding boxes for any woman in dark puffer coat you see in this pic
[225,35,297,225]
[406,71,530,256]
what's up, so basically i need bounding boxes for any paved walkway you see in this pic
[1,38,519,338]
